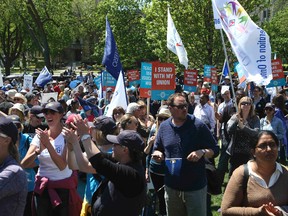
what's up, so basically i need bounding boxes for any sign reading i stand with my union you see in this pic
[151,62,175,100]
[140,62,152,98]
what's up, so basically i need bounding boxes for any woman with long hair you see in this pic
[0,116,27,215]
[22,102,82,216]
[144,106,171,216]
[227,96,260,175]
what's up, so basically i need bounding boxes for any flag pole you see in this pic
[219,29,238,111]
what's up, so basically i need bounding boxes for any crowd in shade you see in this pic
[1,70,288,216]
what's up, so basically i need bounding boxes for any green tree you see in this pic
[0,0,24,75]
[265,6,288,63]
[92,0,158,70]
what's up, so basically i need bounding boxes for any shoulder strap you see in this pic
[242,164,249,194]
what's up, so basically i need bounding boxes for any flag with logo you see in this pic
[105,71,128,118]
[102,16,122,80]
[167,8,188,69]
[34,66,53,88]
[212,0,272,85]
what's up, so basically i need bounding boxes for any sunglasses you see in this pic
[114,112,123,115]
[158,117,169,121]
[43,110,57,115]
[14,98,22,102]
[240,102,251,106]
[265,107,274,111]
[171,104,188,110]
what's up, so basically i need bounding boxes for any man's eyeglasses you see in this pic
[171,104,188,110]
[240,102,251,106]
[256,142,278,150]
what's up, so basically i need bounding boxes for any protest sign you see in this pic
[151,62,175,100]
[183,69,198,92]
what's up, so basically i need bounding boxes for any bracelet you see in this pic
[80,134,91,142]
[201,149,206,157]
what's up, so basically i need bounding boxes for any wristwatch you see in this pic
[201,149,206,157]
[80,134,91,142]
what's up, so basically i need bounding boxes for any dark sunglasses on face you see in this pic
[43,110,57,115]
[171,104,188,109]
[241,102,251,106]
[265,107,274,111]
[14,98,21,102]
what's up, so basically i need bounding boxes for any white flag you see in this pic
[105,71,128,118]
[212,0,272,85]
[167,8,188,69]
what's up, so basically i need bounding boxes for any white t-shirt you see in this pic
[31,133,72,180]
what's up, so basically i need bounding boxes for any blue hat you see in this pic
[106,130,144,152]
[42,102,64,113]
[94,116,117,134]
[0,116,18,144]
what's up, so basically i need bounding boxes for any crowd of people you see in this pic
[0,71,288,216]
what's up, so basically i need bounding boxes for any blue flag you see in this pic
[77,97,98,112]
[34,66,53,88]
[222,60,229,77]
[102,17,122,80]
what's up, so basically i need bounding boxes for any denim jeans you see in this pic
[164,185,207,216]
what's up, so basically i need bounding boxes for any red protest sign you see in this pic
[184,69,198,86]
[127,70,140,81]
[211,68,218,85]
[152,62,175,90]
[271,59,284,79]
[139,88,151,98]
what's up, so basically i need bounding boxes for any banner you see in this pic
[266,59,285,87]
[102,70,117,89]
[183,69,198,92]
[211,68,218,92]
[204,65,212,83]
[127,69,140,86]
[23,75,33,92]
[140,62,152,98]
[151,62,175,100]
[212,0,272,85]
[167,8,188,69]
[211,0,222,29]
[102,16,122,80]
[106,71,128,117]
[41,92,58,104]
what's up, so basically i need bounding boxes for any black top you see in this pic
[89,153,146,216]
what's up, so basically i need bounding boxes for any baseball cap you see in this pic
[0,116,18,145]
[106,130,144,153]
[25,93,36,102]
[42,102,64,114]
[94,116,117,134]
[265,103,275,109]
[30,105,44,118]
